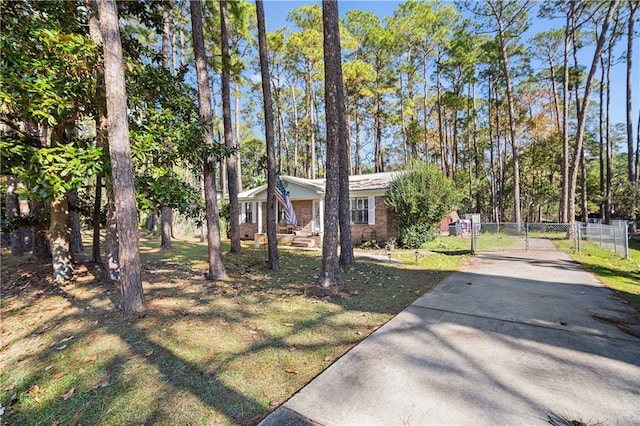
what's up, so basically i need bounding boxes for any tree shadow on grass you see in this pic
[2,241,463,425]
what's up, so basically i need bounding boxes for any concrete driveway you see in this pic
[260,239,640,425]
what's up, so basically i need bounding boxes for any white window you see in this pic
[244,202,253,223]
[350,197,369,224]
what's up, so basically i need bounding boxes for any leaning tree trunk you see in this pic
[567,0,619,236]
[318,0,343,288]
[220,0,241,253]
[190,0,226,280]
[256,0,279,271]
[99,0,145,315]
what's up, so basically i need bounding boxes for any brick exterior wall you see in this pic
[350,196,398,244]
[241,196,398,243]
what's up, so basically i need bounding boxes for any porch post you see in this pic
[257,200,263,233]
[319,198,324,234]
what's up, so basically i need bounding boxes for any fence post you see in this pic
[525,222,529,251]
[614,227,618,256]
[471,223,477,254]
[624,225,629,259]
[599,224,603,248]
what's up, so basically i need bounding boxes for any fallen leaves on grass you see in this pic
[62,388,74,401]
[83,355,97,363]
[285,369,298,374]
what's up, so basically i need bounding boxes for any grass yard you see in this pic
[1,234,468,425]
[554,238,640,309]
[421,233,518,253]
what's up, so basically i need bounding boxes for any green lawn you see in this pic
[1,235,468,425]
[554,238,640,309]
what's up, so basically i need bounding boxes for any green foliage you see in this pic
[399,223,439,249]
[2,138,104,199]
[1,2,99,127]
[385,161,459,233]
[135,174,204,222]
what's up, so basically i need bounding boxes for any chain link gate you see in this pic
[471,222,574,254]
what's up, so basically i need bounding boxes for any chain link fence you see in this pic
[471,222,629,259]
[576,223,629,259]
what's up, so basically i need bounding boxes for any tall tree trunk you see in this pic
[330,18,355,268]
[354,105,362,175]
[291,85,300,176]
[399,75,409,164]
[98,0,145,314]
[488,80,498,222]
[220,0,241,253]
[256,0,279,271]
[599,56,606,221]
[160,2,173,249]
[423,57,430,162]
[318,0,343,288]
[68,189,83,254]
[105,184,119,280]
[605,39,613,223]
[497,21,522,230]
[86,0,104,263]
[46,125,74,281]
[92,174,102,263]
[567,0,619,234]
[494,85,505,222]
[375,93,383,172]
[627,0,638,182]
[6,176,23,257]
[30,199,50,259]
[627,0,638,233]
[548,57,562,133]
[190,0,227,280]
[561,4,572,223]
[307,71,317,178]
[580,147,588,223]
[49,195,73,281]
[17,183,30,252]
[234,81,243,191]
[437,59,446,175]
[472,80,481,214]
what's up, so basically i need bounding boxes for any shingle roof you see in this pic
[238,171,400,200]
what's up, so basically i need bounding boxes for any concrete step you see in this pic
[291,237,315,248]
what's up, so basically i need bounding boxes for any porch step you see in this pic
[291,236,316,248]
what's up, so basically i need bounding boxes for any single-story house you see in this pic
[237,172,399,245]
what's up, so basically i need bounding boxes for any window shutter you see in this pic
[368,196,375,225]
[252,202,257,224]
[240,202,246,223]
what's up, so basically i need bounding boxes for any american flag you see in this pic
[276,176,297,226]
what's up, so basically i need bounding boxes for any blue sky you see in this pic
[260,0,639,127]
